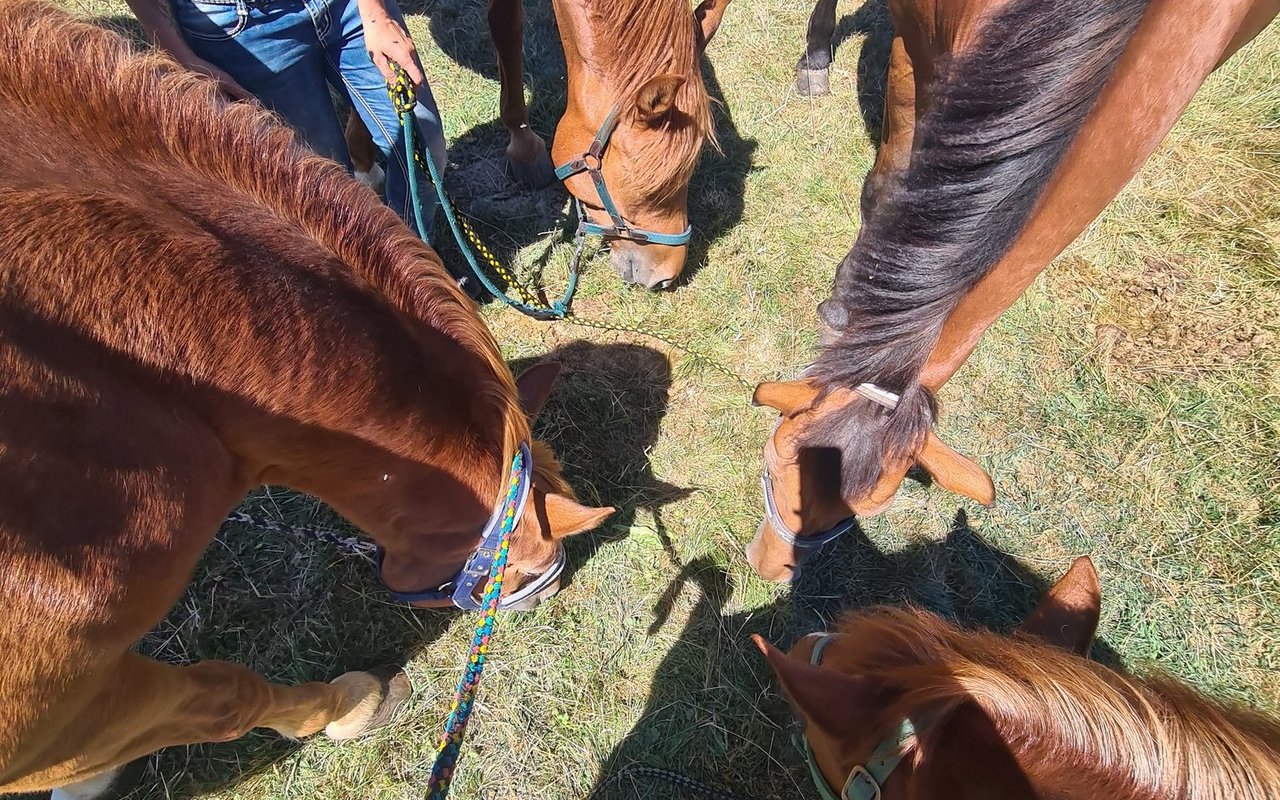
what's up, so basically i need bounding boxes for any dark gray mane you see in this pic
[806,0,1149,495]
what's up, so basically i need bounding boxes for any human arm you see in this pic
[355,0,425,88]
[122,0,254,100]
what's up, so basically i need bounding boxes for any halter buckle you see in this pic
[842,766,882,800]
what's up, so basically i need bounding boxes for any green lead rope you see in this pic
[389,67,578,320]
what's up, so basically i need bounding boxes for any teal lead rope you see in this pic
[389,67,578,321]
[424,449,525,800]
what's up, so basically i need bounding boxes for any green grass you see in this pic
[55,0,1280,798]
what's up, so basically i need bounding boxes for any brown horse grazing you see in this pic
[0,2,612,795]
[348,0,733,289]
[756,557,1280,800]
[747,0,1279,580]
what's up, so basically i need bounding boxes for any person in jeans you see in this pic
[125,0,446,241]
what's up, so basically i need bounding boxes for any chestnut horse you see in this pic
[757,557,1280,799]
[348,0,734,289]
[0,2,612,796]
[748,0,1279,579]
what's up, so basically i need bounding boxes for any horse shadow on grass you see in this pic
[585,511,1123,800]
[79,341,681,800]
[412,0,758,289]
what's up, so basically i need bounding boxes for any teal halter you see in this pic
[553,106,693,247]
[794,633,917,800]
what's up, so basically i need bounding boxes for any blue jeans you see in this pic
[172,0,445,240]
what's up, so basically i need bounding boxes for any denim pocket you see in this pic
[173,0,250,41]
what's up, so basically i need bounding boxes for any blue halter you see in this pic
[376,442,563,611]
[553,106,693,247]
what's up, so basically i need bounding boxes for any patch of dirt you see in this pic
[1082,256,1275,376]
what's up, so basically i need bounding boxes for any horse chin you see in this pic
[609,240,686,290]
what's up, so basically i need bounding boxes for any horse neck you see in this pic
[917,0,1260,391]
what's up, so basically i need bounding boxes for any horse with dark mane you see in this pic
[758,557,1280,799]
[348,0,734,289]
[0,2,611,795]
[748,0,1279,579]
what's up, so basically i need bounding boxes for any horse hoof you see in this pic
[324,668,411,740]
[795,66,831,97]
[507,148,557,189]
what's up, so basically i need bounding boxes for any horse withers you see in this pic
[348,0,734,289]
[748,0,1278,580]
[758,557,1280,799]
[0,2,611,795]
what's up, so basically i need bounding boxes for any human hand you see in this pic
[360,7,424,88]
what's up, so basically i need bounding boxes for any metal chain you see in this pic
[562,315,753,392]
[587,765,759,800]
[221,510,378,559]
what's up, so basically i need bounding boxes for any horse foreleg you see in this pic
[18,654,408,797]
[488,0,555,186]
[796,0,840,96]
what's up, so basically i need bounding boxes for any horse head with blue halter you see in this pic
[747,378,995,582]
[548,0,735,290]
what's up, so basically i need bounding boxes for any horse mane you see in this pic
[804,0,1149,495]
[585,0,715,201]
[835,608,1280,800]
[0,0,528,463]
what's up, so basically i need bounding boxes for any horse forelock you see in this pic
[0,0,529,464]
[583,0,715,201]
[830,608,1280,800]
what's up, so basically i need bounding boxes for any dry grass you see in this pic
[43,0,1280,798]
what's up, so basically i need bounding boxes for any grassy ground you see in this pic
[56,0,1280,798]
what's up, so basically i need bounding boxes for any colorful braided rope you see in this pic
[424,450,525,800]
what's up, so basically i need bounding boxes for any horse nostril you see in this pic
[652,277,674,290]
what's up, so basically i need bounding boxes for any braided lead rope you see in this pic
[389,68,575,320]
[424,449,526,800]
[587,764,759,800]
[386,68,754,392]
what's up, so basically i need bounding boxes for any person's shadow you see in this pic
[586,512,1124,799]
[416,0,758,289]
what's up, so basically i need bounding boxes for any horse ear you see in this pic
[693,0,733,52]
[537,490,614,540]
[1018,556,1102,656]
[635,74,686,125]
[753,635,885,739]
[752,381,820,417]
[916,431,995,507]
[515,361,562,420]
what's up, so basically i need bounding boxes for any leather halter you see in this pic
[377,442,564,611]
[553,106,693,247]
[795,633,916,800]
[760,383,900,550]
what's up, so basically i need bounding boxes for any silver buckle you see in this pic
[842,765,882,800]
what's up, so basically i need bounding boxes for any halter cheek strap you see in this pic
[554,106,693,247]
[795,633,916,800]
